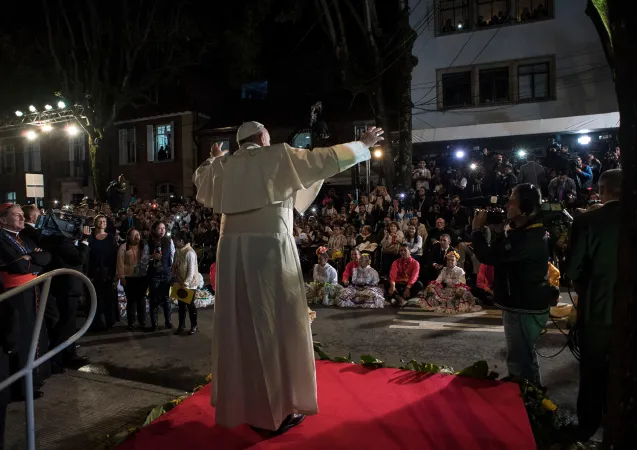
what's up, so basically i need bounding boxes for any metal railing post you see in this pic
[0,268,97,450]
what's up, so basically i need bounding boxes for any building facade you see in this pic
[0,121,91,207]
[410,0,618,154]
[108,111,208,202]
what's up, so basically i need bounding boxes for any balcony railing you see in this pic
[0,269,97,450]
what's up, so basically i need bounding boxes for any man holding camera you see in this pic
[471,184,551,386]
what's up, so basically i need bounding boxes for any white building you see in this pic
[410,0,618,148]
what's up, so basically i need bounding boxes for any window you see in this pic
[68,135,86,178]
[118,128,136,165]
[24,141,42,172]
[210,137,230,153]
[517,0,551,22]
[241,81,268,100]
[1,145,16,174]
[146,123,174,162]
[518,62,550,101]
[5,192,16,204]
[156,183,175,198]
[354,124,373,140]
[26,198,44,208]
[479,67,510,104]
[291,129,312,149]
[439,0,469,34]
[442,72,472,109]
[476,0,509,27]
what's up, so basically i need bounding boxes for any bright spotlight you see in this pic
[44,104,53,111]
[28,105,36,112]
[15,110,23,117]
[311,207,317,213]
[469,163,477,170]
[41,124,53,132]
[66,124,79,136]
[373,149,383,158]
[518,150,527,157]
[26,130,38,141]
[57,101,66,109]
[457,21,463,30]
[53,200,59,204]
[577,135,592,145]
[455,150,465,159]
[399,193,406,199]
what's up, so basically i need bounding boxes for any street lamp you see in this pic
[578,135,591,145]
[455,150,465,159]
[66,124,79,136]
[373,149,383,158]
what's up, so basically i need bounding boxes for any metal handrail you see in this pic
[0,268,97,450]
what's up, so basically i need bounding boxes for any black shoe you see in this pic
[144,326,158,333]
[188,327,198,335]
[276,414,305,435]
[174,326,185,335]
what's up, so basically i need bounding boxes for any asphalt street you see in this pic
[5,305,580,449]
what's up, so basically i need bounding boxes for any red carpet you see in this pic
[118,361,535,450]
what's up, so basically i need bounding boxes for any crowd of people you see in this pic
[296,144,621,314]
[0,130,623,445]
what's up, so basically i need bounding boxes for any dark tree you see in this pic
[42,0,202,198]
[587,1,637,448]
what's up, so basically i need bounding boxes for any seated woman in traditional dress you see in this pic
[417,250,481,314]
[305,246,343,306]
[337,253,385,308]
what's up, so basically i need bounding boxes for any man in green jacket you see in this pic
[566,169,622,442]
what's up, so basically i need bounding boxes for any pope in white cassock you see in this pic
[193,121,384,435]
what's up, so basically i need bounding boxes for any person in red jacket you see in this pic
[386,244,423,306]
[472,263,494,305]
[209,262,217,294]
[342,249,361,285]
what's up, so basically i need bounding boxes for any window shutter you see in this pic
[23,143,30,172]
[32,142,41,172]
[119,129,127,164]
[132,128,137,163]
[147,125,155,161]
[68,136,75,177]
[169,121,175,159]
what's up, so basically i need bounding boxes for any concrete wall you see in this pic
[410,0,617,132]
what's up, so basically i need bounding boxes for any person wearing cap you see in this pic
[0,203,52,405]
[193,121,384,435]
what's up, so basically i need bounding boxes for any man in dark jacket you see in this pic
[566,169,621,442]
[471,184,551,386]
[40,229,90,371]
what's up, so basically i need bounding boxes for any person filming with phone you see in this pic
[470,184,552,387]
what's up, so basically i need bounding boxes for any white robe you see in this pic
[193,141,370,430]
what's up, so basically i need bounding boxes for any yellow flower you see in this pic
[205,374,212,383]
[541,399,557,412]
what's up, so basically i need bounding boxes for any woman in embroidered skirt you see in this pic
[337,253,385,308]
[418,250,481,314]
[305,246,343,306]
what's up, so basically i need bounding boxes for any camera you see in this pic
[36,210,88,239]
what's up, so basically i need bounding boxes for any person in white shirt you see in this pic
[171,230,203,335]
[306,247,342,306]
[413,161,431,191]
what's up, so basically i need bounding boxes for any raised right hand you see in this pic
[360,126,385,148]
[211,142,228,158]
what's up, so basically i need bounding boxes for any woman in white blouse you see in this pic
[305,247,343,306]
[418,251,480,314]
[171,230,204,335]
[337,253,385,308]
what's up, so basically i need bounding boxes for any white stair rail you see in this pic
[0,268,97,450]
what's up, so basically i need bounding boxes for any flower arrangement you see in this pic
[316,246,328,256]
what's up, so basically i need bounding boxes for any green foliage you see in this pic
[591,0,611,44]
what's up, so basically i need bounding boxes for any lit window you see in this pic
[438,0,469,34]
[476,0,509,27]
[5,191,16,203]
[291,129,312,149]
[518,0,552,23]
